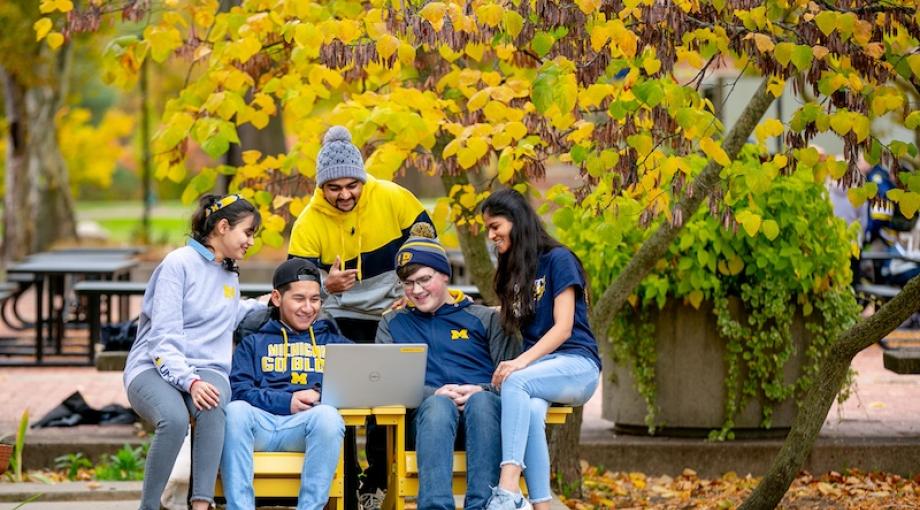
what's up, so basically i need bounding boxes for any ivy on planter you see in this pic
[553,147,860,439]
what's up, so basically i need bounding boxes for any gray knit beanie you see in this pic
[315,126,367,187]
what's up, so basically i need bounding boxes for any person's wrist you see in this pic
[189,379,201,392]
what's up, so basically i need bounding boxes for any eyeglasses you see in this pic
[400,273,435,291]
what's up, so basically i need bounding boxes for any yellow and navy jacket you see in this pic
[375,290,520,395]
[288,175,433,321]
[229,318,352,416]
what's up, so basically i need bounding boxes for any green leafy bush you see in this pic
[94,444,146,481]
[554,146,860,438]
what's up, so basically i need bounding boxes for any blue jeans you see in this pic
[415,391,501,510]
[221,401,345,510]
[500,353,599,503]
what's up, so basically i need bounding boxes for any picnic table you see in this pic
[4,254,138,365]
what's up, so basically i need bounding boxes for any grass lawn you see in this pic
[76,200,193,245]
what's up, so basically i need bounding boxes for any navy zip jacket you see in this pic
[230,317,352,415]
[376,291,520,394]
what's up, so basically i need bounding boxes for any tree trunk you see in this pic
[740,273,920,509]
[439,171,498,305]
[28,83,77,250]
[0,66,34,262]
[548,406,585,498]
[589,77,776,335]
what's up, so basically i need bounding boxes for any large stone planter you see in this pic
[603,298,815,437]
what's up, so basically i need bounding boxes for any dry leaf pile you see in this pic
[562,464,920,509]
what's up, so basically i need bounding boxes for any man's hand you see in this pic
[190,380,220,411]
[451,384,483,411]
[434,384,461,401]
[324,256,358,293]
[290,389,321,413]
[389,296,408,311]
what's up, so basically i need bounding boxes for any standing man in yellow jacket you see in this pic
[288,125,434,510]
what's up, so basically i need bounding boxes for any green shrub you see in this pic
[554,146,860,438]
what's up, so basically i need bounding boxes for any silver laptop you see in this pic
[321,344,427,408]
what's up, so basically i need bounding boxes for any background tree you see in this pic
[41,0,920,502]
[0,0,81,260]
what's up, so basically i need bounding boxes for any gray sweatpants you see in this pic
[127,368,230,509]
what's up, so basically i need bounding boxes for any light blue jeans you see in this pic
[500,353,599,503]
[221,400,345,510]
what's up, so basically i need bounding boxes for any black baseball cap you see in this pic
[273,258,322,289]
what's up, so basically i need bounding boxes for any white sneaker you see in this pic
[358,488,385,510]
[484,486,532,510]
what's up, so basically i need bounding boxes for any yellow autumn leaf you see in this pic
[736,210,762,237]
[419,2,447,32]
[908,55,920,80]
[766,76,785,97]
[589,24,611,52]
[492,131,512,149]
[728,255,744,275]
[475,3,503,27]
[263,214,286,232]
[376,34,399,60]
[34,18,53,41]
[699,137,730,166]
[752,33,774,53]
[46,32,65,49]
[829,112,852,136]
[812,45,829,60]
[574,0,602,15]
[502,10,524,38]
[506,121,527,140]
[467,89,491,112]
[687,290,704,310]
[465,42,485,62]
[579,84,612,108]
[40,0,73,13]
[241,150,262,165]
[754,118,784,143]
[442,138,462,159]
[398,42,416,66]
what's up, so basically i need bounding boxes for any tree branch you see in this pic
[589,77,776,335]
[740,272,920,510]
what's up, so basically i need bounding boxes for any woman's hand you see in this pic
[491,357,530,388]
[190,380,220,410]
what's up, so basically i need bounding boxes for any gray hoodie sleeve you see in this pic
[146,270,199,392]
[375,313,395,344]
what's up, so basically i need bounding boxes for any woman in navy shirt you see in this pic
[481,189,601,510]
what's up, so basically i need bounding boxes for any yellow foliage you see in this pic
[34,18,53,41]
[57,108,134,196]
[699,137,730,167]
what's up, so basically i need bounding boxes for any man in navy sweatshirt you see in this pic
[221,259,351,510]
[376,234,520,510]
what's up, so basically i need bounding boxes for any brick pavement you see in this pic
[1,285,918,440]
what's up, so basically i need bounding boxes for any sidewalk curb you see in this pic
[0,482,141,503]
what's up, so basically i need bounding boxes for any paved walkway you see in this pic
[3,342,919,438]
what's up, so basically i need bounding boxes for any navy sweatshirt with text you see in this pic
[230,317,352,415]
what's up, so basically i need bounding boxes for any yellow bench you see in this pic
[215,407,397,510]
[216,405,572,510]
[387,406,573,510]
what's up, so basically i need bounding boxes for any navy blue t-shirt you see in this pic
[522,247,602,369]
